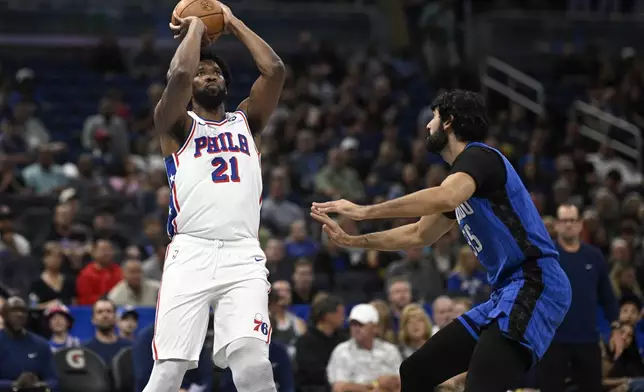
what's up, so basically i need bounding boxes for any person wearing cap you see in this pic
[327,304,401,392]
[117,306,139,341]
[45,304,80,352]
[0,296,59,391]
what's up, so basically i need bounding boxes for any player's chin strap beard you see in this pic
[193,88,227,111]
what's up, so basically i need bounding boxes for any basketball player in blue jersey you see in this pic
[144,4,284,392]
[311,90,572,391]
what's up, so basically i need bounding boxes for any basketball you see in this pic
[172,0,224,40]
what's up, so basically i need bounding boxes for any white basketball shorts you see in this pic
[152,234,271,368]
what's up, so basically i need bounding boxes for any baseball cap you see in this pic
[348,304,379,325]
[44,304,74,326]
[117,305,139,320]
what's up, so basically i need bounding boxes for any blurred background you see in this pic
[1,0,644,391]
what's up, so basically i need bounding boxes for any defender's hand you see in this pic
[218,2,238,34]
[169,16,210,46]
[310,210,356,248]
[312,199,367,221]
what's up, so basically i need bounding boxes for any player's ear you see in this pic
[443,115,454,130]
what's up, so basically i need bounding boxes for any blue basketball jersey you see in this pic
[453,142,558,286]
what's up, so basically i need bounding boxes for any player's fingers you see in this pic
[310,211,333,226]
[312,201,335,209]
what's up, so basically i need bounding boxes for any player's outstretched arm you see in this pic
[312,172,476,220]
[220,4,285,134]
[154,17,209,137]
[310,210,455,251]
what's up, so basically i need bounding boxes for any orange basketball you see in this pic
[172,0,224,40]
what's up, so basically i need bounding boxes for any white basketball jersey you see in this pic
[164,110,262,241]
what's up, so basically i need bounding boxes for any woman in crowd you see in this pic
[28,241,76,308]
[611,263,643,301]
[370,299,396,343]
[397,303,432,359]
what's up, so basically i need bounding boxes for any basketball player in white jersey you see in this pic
[142,4,284,392]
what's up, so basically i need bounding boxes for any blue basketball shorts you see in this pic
[457,257,572,362]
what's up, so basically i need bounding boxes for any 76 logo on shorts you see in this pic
[253,313,269,336]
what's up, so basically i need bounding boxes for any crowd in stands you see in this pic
[1,2,644,387]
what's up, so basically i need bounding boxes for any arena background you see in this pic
[1,0,644,391]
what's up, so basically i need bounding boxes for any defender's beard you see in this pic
[425,123,449,153]
[193,86,227,111]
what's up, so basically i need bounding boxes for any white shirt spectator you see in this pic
[327,338,402,385]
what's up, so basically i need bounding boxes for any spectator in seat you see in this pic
[397,304,432,359]
[116,306,138,341]
[22,144,69,195]
[446,245,488,303]
[295,295,346,392]
[285,220,319,259]
[265,238,292,282]
[139,216,163,258]
[327,304,402,392]
[0,205,30,257]
[289,130,324,194]
[0,156,26,194]
[45,304,80,352]
[46,203,90,246]
[619,295,642,327]
[315,148,364,202]
[291,258,318,305]
[0,297,58,391]
[370,300,396,344]
[261,168,304,237]
[76,239,122,305]
[386,247,444,305]
[270,282,306,357]
[143,237,169,281]
[81,96,129,160]
[29,242,76,308]
[0,116,33,167]
[108,259,159,306]
[430,296,454,335]
[83,299,131,364]
[386,277,412,331]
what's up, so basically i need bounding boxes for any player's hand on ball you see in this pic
[312,199,367,221]
[169,16,211,46]
[217,2,238,34]
[310,210,355,248]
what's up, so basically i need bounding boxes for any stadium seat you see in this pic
[53,347,111,392]
[112,347,135,392]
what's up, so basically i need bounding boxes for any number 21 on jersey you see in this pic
[211,157,240,183]
[462,224,483,256]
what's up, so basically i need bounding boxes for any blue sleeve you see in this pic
[272,344,294,392]
[446,274,462,291]
[132,327,155,392]
[595,249,619,322]
[40,342,59,392]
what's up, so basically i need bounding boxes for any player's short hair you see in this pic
[199,47,232,87]
[431,89,489,143]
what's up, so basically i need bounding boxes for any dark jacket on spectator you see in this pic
[0,330,59,391]
[294,327,347,392]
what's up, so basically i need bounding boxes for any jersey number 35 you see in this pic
[462,224,483,256]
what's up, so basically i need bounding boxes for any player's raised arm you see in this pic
[312,172,477,221]
[154,17,209,138]
[310,210,455,251]
[220,4,285,134]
